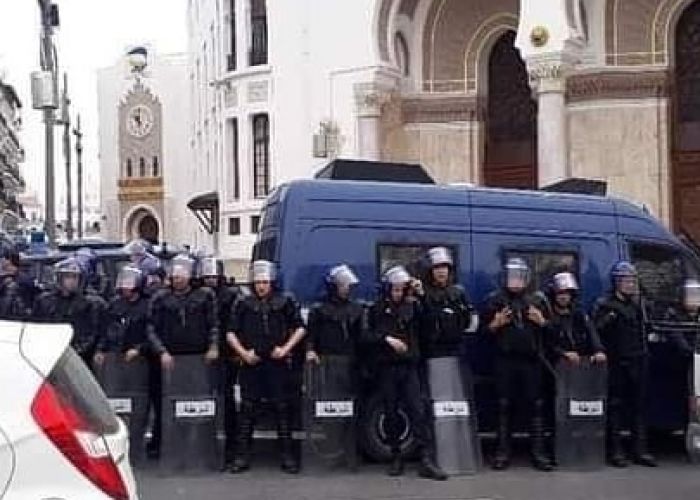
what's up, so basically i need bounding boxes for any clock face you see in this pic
[127,105,154,138]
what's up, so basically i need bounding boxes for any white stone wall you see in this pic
[189,0,382,272]
[568,97,671,223]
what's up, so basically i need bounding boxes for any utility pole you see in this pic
[58,72,73,241]
[73,114,84,239]
[37,0,59,246]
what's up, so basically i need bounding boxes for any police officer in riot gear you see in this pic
[367,266,447,480]
[664,279,700,361]
[227,260,306,474]
[148,254,220,368]
[33,258,100,369]
[198,256,241,468]
[593,261,657,468]
[74,249,111,368]
[99,266,150,359]
[419,247,474,357]
[140,256,166,298]
[0,241,37,314]
[546,272,607,366]
[483,257,552,471]
[306,264,364,364]
[0,244,27,320]
[305,264,365,465]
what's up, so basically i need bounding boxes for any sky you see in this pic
[0,0,187,212]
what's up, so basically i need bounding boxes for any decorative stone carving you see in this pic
[354,81,394,118]
[566,70,670,103]
[401,95,483,124]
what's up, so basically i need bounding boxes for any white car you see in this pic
[0,321,139,499]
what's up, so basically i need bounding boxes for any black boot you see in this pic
[418,449,448,481]
[531,401,554,472]
[492,399,511,471]
[229,400,254,474]
[607,400,628,468]
[632,423,657,467]
[388,452,404,477]
[277,402,300,474]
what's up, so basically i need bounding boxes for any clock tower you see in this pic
[117,69,164,243]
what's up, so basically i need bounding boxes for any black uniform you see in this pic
[213,282,241,465]
[419,283,473,358]
[547,307,604,360]
[33,288,100,368]
[482,290,550,468]
[593,293,651,461]
[366,298,433,458]
[228,292,304,468]
[103,294,151,354]
[0,277,28,320]
[148,287,219,356]
[307,296,365,358]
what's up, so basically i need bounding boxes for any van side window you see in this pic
[629,242,684,317]
[252,236,277,262]
[503,250,578,292]
[377,243,458,280]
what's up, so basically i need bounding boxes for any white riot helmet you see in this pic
[327,264,359,289]
[169,254,195,280]
[383,265,412,287]
[427,247,453,268]
[505,257,530,290]
[552,272,579,294]
[684,279,700,310]
[251,260,276,282]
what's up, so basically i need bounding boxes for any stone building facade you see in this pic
[188,0,700,273]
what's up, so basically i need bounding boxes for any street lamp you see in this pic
[32,0,60,246]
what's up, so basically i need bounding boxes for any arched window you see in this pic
[126,158,133,178]
[153,156,159,177]
[139,157,146,177]
[394,32,410,77]
[250,0,267,66]
[252,113,270,198]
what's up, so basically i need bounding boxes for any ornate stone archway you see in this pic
[123,205,161,244]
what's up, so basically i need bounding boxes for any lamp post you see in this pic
[73,114,83,239]
[35,0,60,246]
[57,72,73,241]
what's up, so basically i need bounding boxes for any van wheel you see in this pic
[358,393,418,462]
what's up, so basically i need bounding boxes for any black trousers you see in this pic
[495,355,544,416]
[607,356,649,452]
[378,363,432,456]
[221,359,239,461]
[146,352,162,452]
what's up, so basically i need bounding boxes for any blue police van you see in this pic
[252,178,700,460]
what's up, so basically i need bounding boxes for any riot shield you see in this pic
[303,355,357,469]
[554,359,607,470]
[160,355,222,474]
[427,356,481,475]
[95,352,149,466]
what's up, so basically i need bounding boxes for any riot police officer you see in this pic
[74,248,111,369]
[367,265,447,480]
[593,261,657,467]
[664,279,700,361]
[99,266,150,358]
[483,257,552,471]
[0,244,28,320]
[0,241,36,313]
[147,254,220,367]
[305,265,365,465]
[306,264,365,363]
[546,272,607,366]
[226,260,306,474]
[33,258,100,369]
[198,256,241,468]
[139,256,166,298]
[418,247,474,357]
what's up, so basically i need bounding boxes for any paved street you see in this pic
[136,448,700,500]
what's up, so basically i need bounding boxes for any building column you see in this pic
[527,56,572,187]
[353,81,392,161]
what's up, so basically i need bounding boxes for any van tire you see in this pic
[358,393,419,462]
